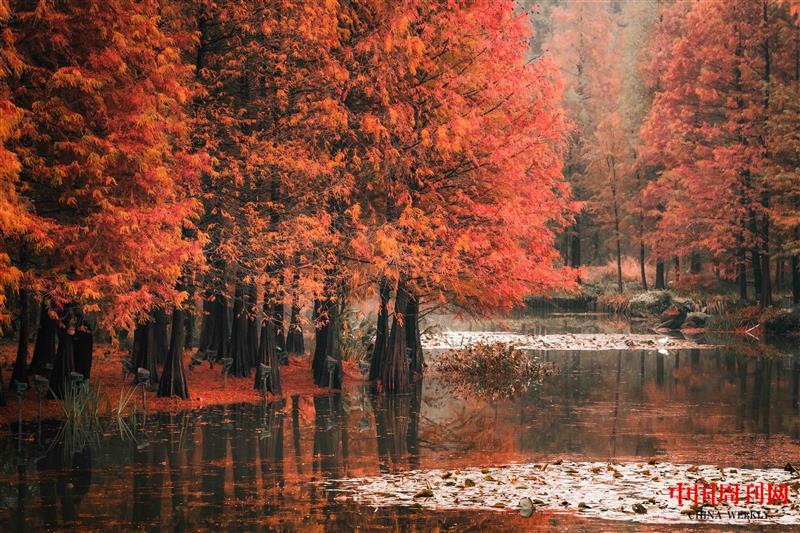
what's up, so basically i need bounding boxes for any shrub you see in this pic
[434,341,558,400]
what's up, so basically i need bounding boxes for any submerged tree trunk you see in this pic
[255,296,281,395]
[312,296,342,389]
[655,261,665,290]
[381,282,411,394]
[405,292,423,379]
[158,305,189,399]
[30,300,57,375]
[132,318,159,385]
[10,288,30,386]
[229,282,250,378]
[369,281,391,382]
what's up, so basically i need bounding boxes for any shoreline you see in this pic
[0,344,365,427]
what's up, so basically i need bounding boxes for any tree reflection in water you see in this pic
[3,348,800,529]
[372,381,422,473]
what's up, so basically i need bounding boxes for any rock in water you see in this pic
[656,302,692,330]
[683,311,710,328]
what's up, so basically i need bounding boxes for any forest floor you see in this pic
[0,343,365,427]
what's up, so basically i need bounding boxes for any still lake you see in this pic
[1,313,799,530]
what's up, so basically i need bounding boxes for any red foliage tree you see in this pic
[6,0,201,393]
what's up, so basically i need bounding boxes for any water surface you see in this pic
[1,313,798,530]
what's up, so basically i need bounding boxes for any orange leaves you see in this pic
[0,0,576,329]
[1,0,202,330]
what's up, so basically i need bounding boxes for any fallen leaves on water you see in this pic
[414,488,434,498]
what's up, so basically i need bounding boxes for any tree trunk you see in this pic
[30,300,57,375]
[229,282,250,377]
[132,318,159,385]
[285,265,304,355]
[775,258,783,290]
[570,225,581,268]
[158,305,189,399]
[255,295,282,395]
[200,294,228,364]
[690,252,701,274]
[184,283,195,349]
[152,307,169,366]
[761,252,772,307]
[738,247,748,301]
[792,255,800,305]
[369,281,391,382]
[246,282,259,368]
[639,242,648,290]
[197,298,211,354]
[752,247,763,304]
[312,296,342,389]
[273,301,286,364]
[72,310,93,380]
[50,319,76,399]
[406,292,423,379]
[655,261,665,290]
[285,303,304,355]
[673,256,680,282]
[759,1,772,309]
[615,237,623,293]
[608,156,623,293]
[381,282,411,394]
[10,288,30,386]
